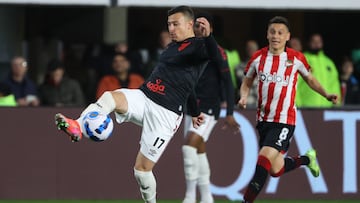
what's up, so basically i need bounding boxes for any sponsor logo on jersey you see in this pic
[178,41,191,51]
[285,59,294,67]
[146,79,166,95]
[259,71,289,86]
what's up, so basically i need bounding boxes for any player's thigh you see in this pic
[184,113,217,142]
[257,121,295,153]
[140,98,183,163]
[114,88,145,126]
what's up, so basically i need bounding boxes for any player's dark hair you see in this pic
[268,16,291,32]
[195,11,214,29]
[167,5,194,20]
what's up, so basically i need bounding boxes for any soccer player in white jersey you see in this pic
[238,16,338,203]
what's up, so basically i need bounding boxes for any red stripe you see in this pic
[257,48,268,121]
[263,55,280,121]
[274,53,294,122]
[287,54,298,125]
[257,155,271,171]
[286,71,297,125]
[271,166,285,177]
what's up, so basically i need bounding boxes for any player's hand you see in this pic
[326,94,338,104]
[238,97,247,109]
[192,113,205,129]
[195,17,211,37]
[222,115,240,134]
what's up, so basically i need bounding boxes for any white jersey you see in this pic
[245,47,311,125]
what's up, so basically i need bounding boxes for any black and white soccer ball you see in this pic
[82,111,113,142]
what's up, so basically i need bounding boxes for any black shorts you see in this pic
[256,121,295,153]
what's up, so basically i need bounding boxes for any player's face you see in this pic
[267,23,290,54]
[168,12,194,42]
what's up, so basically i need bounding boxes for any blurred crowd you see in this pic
[0,30,359,108]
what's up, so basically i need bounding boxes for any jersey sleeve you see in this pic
[295,52,311,77]
[186,89,200,117]
[202,34,224,68]
[217,46,235,116]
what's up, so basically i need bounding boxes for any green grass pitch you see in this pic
[0,200,358,203]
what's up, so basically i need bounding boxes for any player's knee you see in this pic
[182,145,199,180]
[134,168,156,201]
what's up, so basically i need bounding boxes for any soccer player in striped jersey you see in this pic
[238,16,338,203]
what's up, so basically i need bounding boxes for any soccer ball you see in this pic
[82,111,114,142]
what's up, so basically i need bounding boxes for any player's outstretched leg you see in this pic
[55,113,82,142]
[306,149,320,177]
[54,91,116,142]
[280,149,319,177]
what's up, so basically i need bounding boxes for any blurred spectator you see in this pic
[296,33,341,107]
[288,37,303,52]
[114,41,145,76]
[236,39,259,107]
[339,57,360,105]
[96,53,144,99]
[3,56,40,107]
[0,82,17,106]
[148,30,172,78]
[39,59,85,107]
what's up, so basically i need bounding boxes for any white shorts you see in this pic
[184,113,217,142]
[114,89,183,163]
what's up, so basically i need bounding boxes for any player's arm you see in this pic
[186,89,200,117]
[218,48,240,131]
[186,89,205,129]
[301,72,338,104]
[195,17,223,67]
[238,76,256,109]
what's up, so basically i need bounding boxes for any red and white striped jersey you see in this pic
[244,47,310,125]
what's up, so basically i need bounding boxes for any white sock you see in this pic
[76,91,116,123]
[182,145,198,201]
[134,169,157,203]
[198,153,213,203]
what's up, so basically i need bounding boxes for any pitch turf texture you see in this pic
[0,201,358,203]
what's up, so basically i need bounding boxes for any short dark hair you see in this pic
[167,5,194,20]
[268,16,290,32]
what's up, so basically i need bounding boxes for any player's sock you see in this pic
[197,153,214,203]
[243,155,271,203]
[77,91,116,123]
[182,145,199,202]
[284,156,310,173]
[134,169,157,203]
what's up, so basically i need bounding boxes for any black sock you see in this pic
[284,156,310,173]
[244,156,270,203]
